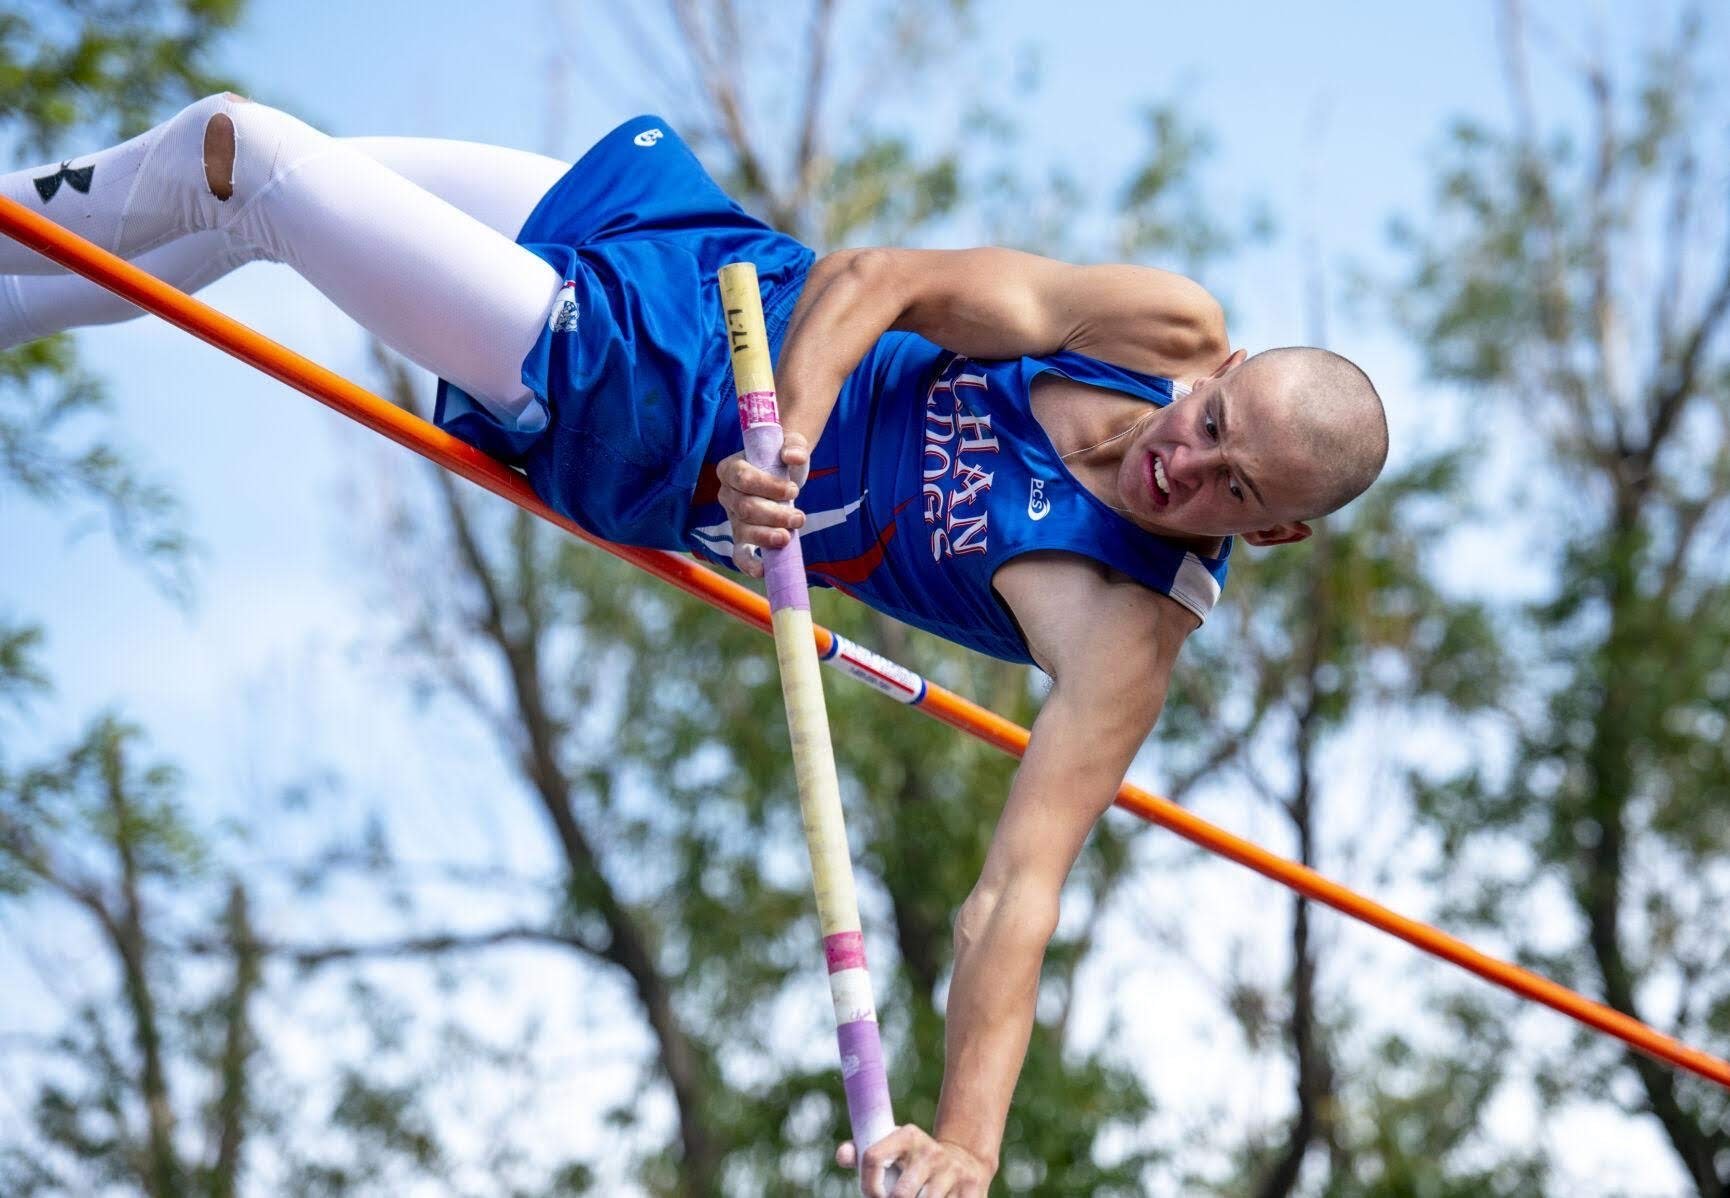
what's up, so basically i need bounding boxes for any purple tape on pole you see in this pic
[739,399,810,614]
[837,1018,895,1148]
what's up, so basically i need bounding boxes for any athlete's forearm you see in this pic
[775,249,908,449]
[933,884,1058,1173]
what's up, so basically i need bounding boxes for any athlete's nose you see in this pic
[1166,441,1223,492]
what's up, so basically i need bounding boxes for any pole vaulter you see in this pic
[3,191,1727,1095]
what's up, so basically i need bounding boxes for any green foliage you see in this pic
[817,135,961,248]
[0,335,193,595]
[1118,104,1250,269]
[0,718,206,1194]
[1,713,201,892]
[0,0,242,155]
[1159,442,1524,1194]
[0,620,49,723]
[1317,999,1551,1198]
[1391,8,1730,1192]
[0,0,235,595]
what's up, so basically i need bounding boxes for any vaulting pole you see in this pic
[719,262,896,1181]
[3,192,1728,1093]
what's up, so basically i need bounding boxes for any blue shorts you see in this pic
[434,116,813,548]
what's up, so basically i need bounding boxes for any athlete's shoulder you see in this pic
[995,551,1197,678]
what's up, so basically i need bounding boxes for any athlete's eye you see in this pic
[1204,413,1219,440]
[1229,479,1245,502]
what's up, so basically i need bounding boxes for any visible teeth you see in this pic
[1152,456,1169,495]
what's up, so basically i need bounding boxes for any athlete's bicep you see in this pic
[878,247,1226,375]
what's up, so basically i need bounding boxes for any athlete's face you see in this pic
[1115,351,1316,546]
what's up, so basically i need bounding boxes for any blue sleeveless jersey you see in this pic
[435,117,1231,665]
[688,338,1231,663]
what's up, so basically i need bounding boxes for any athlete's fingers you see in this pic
[835,1141,857,1169]
[861,1127,917,1197]
[721,490,805,530]
[718,452,798,501]
[889,1144,939,1198]
[889,1158,934,1198]
[734,523,794,551]
[780,432,811,487]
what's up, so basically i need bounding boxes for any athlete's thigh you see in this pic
[342,137,567,238]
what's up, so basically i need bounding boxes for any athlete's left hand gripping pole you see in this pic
[718,263,898,1186]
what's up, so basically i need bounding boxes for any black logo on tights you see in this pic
[33,163,95,203]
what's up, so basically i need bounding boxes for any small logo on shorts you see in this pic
[548,281,580,333]
[1027,478,1051,521]
[633,127,666,147]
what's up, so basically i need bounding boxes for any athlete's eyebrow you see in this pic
[1215,390,1266,507]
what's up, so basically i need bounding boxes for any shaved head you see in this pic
[1239,347,1388,520]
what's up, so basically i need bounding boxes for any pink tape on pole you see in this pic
[738,389,779,429]
[824,929,868,973]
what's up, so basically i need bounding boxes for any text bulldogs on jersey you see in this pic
[922,357,999,561]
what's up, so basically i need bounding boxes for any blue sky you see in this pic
[2,2,1699,1191]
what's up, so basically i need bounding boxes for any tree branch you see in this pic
[1583,50,1632,459]
[789,0,838,227]
[672,0,780,221]
[191,923,603,969]
[96,750,179,1198]
[1652,11,1700,378]
[206,882,259,1198]
[1646,195,1730,458]
[1498,0,1603,458]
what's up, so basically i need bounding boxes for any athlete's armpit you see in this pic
[994,551,1197,682]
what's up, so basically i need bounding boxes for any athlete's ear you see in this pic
[1208,348,1248,379]
[1241,520,1311,548]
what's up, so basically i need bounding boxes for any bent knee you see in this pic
[138,93,311,215]
[204,111,235,201]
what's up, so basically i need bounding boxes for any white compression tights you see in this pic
[0,94,568,425]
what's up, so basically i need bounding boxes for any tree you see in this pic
[2,11,244,1189]
[0,713,256,1197]
[0,8,522,1194]
[0,0,243,591]
[1393,3,1730,1192]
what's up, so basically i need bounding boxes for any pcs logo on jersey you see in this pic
[1027,478,1051,521]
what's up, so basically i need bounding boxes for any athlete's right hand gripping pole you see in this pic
[718,262,898,1185]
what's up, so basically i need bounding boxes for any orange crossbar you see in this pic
[4,191,1725,1091]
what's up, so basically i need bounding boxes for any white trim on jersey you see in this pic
[689,489,870,559]
[1168,550,1223,622]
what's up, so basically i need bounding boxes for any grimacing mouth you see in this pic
[1145,451,1170,509]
